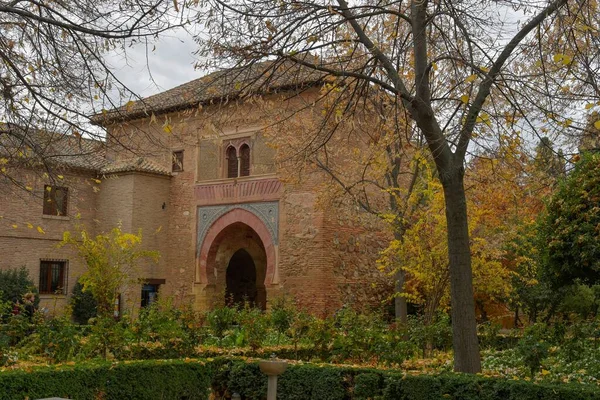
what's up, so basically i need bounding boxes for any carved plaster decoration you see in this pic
[196,201,279,254]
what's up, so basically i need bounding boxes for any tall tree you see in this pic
[266,84,424,322]
[0,0,186,185]
[194,0,595,372]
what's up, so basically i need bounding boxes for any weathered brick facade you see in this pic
[0,68,391,315]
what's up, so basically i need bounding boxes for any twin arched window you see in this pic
[226,143,250,178]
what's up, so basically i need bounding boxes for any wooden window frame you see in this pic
[239,144,251,177]
[172,150,184,172]
[226,145,238,178]
[224,139,251,179]
[43,185,68,216]
[39,260,67,294]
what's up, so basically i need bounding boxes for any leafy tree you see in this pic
[539,151,600,288]
[70,280,97,325]
[60,226,159,318]
[194,0,597,372]
[0,267,39,310]
[265,87,425,322]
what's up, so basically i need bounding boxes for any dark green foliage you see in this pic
[1,358,600,400]
[207,305,237,340]
[270,296,294,343]
[539,151,600,288]
[228,362,267,399]
[516,324,551,377]
[33,314,83,362]
[382,373,600,400]
[0,267,39,310]
[0,360,214,400]
[70,280,97,324]
[278,365,346,400]
[354,372,383,400]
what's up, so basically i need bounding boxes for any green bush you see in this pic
[354,372,383,400]
[207,305,237,341]
[0,267,39,311]
[0,359,214,400]
[517,323,551,377]
[2,357,600,400]
[70,280,97,324]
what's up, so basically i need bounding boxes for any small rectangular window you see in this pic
[172,150,184,172]
[39,261,66,294]
[141,279,165,308]
[43,186,68,216]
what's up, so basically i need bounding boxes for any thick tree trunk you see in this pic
[441,169,482,373]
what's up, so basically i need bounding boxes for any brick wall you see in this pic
[0,168,99,311]
[93,90,392,315]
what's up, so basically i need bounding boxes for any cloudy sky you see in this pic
[106,28,203,100]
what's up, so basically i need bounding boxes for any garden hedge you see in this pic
[1,357,599,400]
[0,359,214,400]
[217,360,600,400]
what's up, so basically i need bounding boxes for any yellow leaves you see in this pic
[57,175,64,180]
[553,53,573,66]
[163,123,173,134]
[460,95,469,104]
[37,226,45,234]
[92,178,102,184]
[465,74,477,83]
[12,224,18,229]
[27,222,33,229]
[125,100,136,111]
[476,113,492,127]
[0,158,7,165]
[25,186,33,192]
[594,120,600,131]
[432,62,438,71]
[585,103,594,110]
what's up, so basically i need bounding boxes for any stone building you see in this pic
[0,63,390,314]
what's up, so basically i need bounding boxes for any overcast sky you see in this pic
[106,28,203,100]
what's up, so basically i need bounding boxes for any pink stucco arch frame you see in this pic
[197,208,276,286]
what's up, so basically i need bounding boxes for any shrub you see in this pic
[207,305,237,341]
[238,306,270,350]
[354,372,383,400]
[0,359,214,400]
[270,296,295,343]
[2,358,600,400]
[70,280,97,324]
[0,267,39,311]
[517,324,551,377]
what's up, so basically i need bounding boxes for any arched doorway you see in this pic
[200,221,268,309]
[226,249,257,307]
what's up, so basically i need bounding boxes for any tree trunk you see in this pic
[441,169,482,373]
[394,269,408,324]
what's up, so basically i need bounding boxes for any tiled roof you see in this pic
[91,60,327,125]
[100,157,171,176]
[0,124,106,171]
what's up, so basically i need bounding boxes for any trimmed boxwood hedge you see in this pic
[0,359,214,400]
[1,357,599,400]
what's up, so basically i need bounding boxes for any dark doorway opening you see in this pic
[226,249,258,307]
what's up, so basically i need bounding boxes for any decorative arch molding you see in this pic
[197,201,279,250]
[196,204,278,286]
